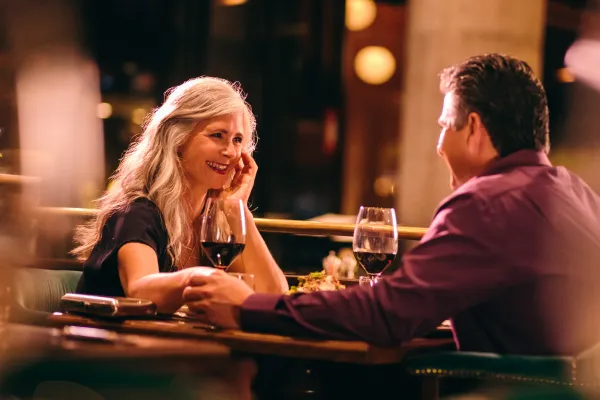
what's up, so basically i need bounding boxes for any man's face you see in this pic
[437,93,474,190]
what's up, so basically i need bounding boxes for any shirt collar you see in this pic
[480,149,551,177]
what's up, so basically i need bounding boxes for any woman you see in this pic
[72,77,288,313]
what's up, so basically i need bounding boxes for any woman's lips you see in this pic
[207,161,228,175]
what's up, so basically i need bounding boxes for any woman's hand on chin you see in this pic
[221,151,257,205]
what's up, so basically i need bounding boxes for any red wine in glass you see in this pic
[200,198,247,271]
[352,206,398,281]
[202,242,246,269]
[353,251,395,276]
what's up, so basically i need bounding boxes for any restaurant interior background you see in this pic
[0,0,596,275]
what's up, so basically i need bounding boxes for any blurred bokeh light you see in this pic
[354,45,396,85]
[345,0,377,31]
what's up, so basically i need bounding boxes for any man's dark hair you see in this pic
[439,53,550,156]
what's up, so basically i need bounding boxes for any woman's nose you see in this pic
[221,141,236,158]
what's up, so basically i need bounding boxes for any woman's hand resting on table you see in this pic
[183,269,254,329]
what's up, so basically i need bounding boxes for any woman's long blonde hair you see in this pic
[72,77,257,267]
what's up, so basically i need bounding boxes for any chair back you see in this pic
[11,268,81,325]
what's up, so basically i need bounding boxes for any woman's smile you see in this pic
[206,160,229,175]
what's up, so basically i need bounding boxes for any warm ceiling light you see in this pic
[219,0,247,5]
[354,46,396,85]
[96,102,112,119]
[345,0,377,31]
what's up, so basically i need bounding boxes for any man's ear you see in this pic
[467,112,478,136]
[466,112,486,149]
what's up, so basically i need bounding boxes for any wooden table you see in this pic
[0,322,230,364]
[0,323,255,400]
[44,313,454,399]
[48,312,453,364]
[0,322,246,378]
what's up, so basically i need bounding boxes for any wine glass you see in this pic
[352,207,398,284]
[200,198,247,271]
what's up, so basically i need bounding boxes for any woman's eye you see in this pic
[233,136,243,144]
[211,132,223,139]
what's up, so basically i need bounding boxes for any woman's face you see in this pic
[180,113,247,191]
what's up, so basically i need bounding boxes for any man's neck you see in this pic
[451,155,500,190]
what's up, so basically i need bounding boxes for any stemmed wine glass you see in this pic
[200,198,247,271]
[352,207,398,285]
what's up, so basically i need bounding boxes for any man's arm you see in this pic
[240,194,532,346]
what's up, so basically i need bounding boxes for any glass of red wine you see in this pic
[352,206,398,285]
[200,198,247,271]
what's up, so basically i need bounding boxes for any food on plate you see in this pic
[288,271,346,294]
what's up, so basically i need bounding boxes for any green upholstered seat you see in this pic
[405,351,573,385]
[10,268,81,325]
[404,346,600,399]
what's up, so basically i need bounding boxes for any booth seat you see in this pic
[10,267,81,326]
[404,346,600,399]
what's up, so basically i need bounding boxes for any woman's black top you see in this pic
[75,198,173,297]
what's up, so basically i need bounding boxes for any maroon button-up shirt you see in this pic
[241,150,600,355]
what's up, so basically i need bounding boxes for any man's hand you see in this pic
[183,269,255,329]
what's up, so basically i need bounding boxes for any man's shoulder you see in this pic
[469,163,596,204]
[438,163,561,211]
[433,163,600,231]
[431,166,548,228]
[424,172,528,245]
[457,169,523,200]
[434,182,482,218]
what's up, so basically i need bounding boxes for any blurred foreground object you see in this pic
[2,0,105,264]
[1,0,105,372]
[560,0,600,193]
[5,0,105,209]
[565,0,600,92]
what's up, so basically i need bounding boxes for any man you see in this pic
[184,54,600,355]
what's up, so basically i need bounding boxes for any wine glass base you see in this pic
[358,276,380,287]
